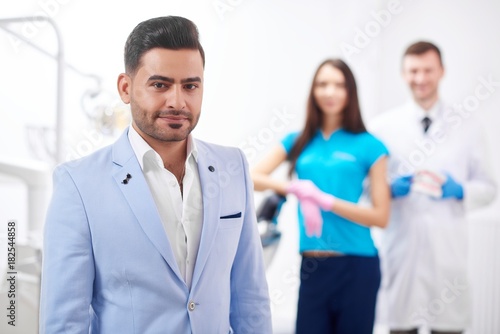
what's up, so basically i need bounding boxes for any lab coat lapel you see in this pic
[111,130,185,284]
[191,141,221,289]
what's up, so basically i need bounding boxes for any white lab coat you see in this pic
[369,100,496,331]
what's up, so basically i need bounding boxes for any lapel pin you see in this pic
[208,166,215,172]
[122,173,132,184]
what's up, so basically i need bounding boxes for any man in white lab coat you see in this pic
[369,41,496,334]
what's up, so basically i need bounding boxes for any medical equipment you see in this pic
[0,16,99,334]
[256,193,285,267]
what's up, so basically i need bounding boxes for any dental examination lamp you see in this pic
[0,15,110,234]
[0,15,110,163]
[0,16,63,334]
[0,16,64,163]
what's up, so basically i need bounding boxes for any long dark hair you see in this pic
[287,59,366,177]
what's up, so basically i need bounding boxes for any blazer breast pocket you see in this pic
[220,212,242,219]
[219,212,242,229]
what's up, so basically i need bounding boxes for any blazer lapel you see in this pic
[191,141,221,289]
[111,129,185,285]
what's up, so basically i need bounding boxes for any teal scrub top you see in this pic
[282,129,389,256]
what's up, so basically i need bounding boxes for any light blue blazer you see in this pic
[39,129,272,333]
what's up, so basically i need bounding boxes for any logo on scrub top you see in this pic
[332,151,357,162]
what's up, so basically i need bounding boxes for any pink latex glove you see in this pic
[287,180,336,211]
[300,199,323,237]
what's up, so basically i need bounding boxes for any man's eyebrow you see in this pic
[181,77,202,84]
[148,75,174,83]
[147,75,201,84]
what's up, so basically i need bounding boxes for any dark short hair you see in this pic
[403,41,442,66]
[124,16,205,74]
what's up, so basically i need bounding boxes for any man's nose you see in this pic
[414,71,427,84]
[165,85,186,110]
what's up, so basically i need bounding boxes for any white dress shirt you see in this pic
[128,125,203,289]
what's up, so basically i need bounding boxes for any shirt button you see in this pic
[188,301,196,311]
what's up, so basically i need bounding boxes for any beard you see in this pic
[131,100,200,142]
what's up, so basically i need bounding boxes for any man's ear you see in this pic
[439,65,445,80]
[117,73,131,104]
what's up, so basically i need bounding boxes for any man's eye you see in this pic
[184,84,198,90]
[153,82,166,89]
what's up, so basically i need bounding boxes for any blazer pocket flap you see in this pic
[220,212,242,219]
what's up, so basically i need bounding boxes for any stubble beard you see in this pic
[131,101,199,143]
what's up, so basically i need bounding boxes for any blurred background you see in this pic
[0,0,499,333]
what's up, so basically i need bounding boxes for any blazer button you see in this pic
[188,301,196,311]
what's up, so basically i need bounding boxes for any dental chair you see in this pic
[257,193,286,268]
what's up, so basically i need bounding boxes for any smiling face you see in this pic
[313,64,348,118]
[402,50,444,106]
[117,48,204,145]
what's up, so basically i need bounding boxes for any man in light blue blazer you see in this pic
[39,16,272,333]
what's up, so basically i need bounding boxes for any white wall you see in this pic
[1,1,499,333]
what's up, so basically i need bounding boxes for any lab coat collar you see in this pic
[409,99,443,123]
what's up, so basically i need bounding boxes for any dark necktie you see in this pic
[422,116,432,133]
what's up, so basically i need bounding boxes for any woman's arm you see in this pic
[252,146,391,228]
[329,156,391,228]
[250,145,289,195]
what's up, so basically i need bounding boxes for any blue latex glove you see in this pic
[391,175,413,198]
[441,174,464,199]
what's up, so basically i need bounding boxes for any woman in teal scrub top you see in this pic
[251,59,390,334]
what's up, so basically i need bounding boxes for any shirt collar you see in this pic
[410,99,442,121]
[315,127,344,141]
[128,125,198,171]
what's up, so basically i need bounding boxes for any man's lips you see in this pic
[160,115,188,121]
[413,84,430,90]
[157,111,191,123]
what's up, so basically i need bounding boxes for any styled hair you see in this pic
[403,41,442,66]
[287,59,366,177]
[124,16,205,74]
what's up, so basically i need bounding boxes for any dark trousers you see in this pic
[296,255,381,334]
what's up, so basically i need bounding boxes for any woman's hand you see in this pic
[287,180,336,211]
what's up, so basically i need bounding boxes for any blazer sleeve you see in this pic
[229,149,273,333]
[39,166,95,333]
